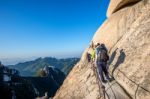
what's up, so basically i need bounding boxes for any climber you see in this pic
[91,47,96,63]
[95,43,111,83]
[87,52,91,63]
[90,42,96,63]
[87,41,95,63]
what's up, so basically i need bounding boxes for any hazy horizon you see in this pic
[0,53,81,65]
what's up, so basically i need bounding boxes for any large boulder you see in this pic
[92,0,149,51]
[53,61,101,99]
[54,0,150,99]
[93,0,150,98]
[107,0,141,17]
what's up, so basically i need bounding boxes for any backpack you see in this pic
[97,48,109,62]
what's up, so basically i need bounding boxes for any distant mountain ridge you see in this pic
[8,57,80,76]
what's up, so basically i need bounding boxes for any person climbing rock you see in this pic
[91,45,96,63]
[95,43,111,83]
[87,41,95,63]
[86,52,91,63]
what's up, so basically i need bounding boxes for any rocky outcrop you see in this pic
[107,0,141,17]
[93,0,150,98]
[54,0,150,99]
[53,61,101,99]
[0,65,65,99]
[24,66,66,97]
[0,66,37,99]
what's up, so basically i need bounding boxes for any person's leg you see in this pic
[102,62,110,80]
[97,62,106,82]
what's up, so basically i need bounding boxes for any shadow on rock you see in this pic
[107,48,118,69]
[112,49,126,77]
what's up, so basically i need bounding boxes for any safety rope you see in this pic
[82,60,110,99]
[80,61,121,99]
[107,81,117,99]
[117,68,150,93]
[114,67,150,99]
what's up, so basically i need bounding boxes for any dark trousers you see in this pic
[97,62,110,81]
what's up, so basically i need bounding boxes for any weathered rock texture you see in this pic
[107,0,141,17]
[54,0,150,99]
[53,61,101,99]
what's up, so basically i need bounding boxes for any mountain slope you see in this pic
[0,65,65,98]
[8,57,79,76]
[24,66,66,97]
[53,0,150,99]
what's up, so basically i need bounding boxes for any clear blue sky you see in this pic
[0,0,109,60]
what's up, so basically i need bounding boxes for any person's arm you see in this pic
[94,49,97,67]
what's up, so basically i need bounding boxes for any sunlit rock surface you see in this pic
[54,0,150,99]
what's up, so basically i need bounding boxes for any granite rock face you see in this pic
[54,0,150,99]
[107,0,141,17]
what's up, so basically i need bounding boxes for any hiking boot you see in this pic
[102,80,107,83]
[101,85,105,90]
[107,78,114,82]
